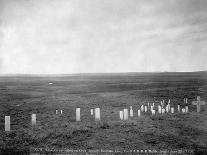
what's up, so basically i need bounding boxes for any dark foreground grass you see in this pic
[0,72,207,154]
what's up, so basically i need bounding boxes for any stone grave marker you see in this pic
[91,109,93,115]
[56,110,58,114]
[162,108,165,114]
[141,105,144,112]
[95,108,100,121]
[76,108,80,121]
[178,105,180,112]
[144,106,148,112]
[123,109,128,120]
[171,107,174,113]
[185,106,188,113]
[192,96,205,112]
[151,110,155,115]
[138,110,141,117]
[120,111,124,120]
[31,114,36,126]
[60,110,63,114]
[5,116,10,132]
[182,108,185,113]
[130,106,133,117]
[158,105,162,114]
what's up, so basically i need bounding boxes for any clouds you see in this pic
[0,0,207,74]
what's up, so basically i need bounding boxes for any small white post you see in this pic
[141,105,144,112]
[31,114,36,126]
[5,116,10,132]
[178,105,180,112]
[60,110,63,114]
[76,108,81,121]
[120,111,124,120]
[130,106,133,117]
[144,106,148,112]
[152,110,155,115]
[56,110,58,114]
[95,108,101,121]
[171,107,174,113]
[185,106,188,113]
[123,109,128,121]
[162,108,165,114]
[158,105,162,114]
[182,108,185,113]
[166,105,169,113]
[138,110,141,117]
[90,109,93,115]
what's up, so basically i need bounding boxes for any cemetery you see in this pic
[0,72,207,154]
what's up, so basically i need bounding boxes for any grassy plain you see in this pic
[0,72,207,154]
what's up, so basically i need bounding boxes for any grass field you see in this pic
[0,72,207,154]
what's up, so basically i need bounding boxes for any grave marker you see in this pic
[182,108,185,113]
[178,105,180,112]
[5,116,10,132]
[56,110,58,114]
[171,107,174,113]
[138,110,141,117]
[152,110,155,115]
[31,114,36,126]
[95,108,100,121]
[144,106,148,112]
[76,108,80,121]
[120,111,124,120]
[123,109,128,120]
[130,106,133,117]
[158,105,162,114]
[162,108,165,114]
[60,110,63,114]
[192,96,205,112]
[91,109,93,115]
[141,105,144,112]
[185,106,188,113]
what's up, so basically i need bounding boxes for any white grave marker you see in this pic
[178,105,180,112]
[144,106,148,112]
[60,110,63,114]
[5,116,10,132]
[182,108,185,113]
[152,110,155,115]
[166,105,169,113]
[120,111,124,120]
[76,108,81,121]
[123,109,128,120]
[91,109,93,115]
[171,107,174,113]
[158,105,162,114]
[56,110,58,114]
[185,106,188,113]
[162,108,165,114]
[138,110,141,117]
[31,114,36,126]
[95,108,101,121]
[141,105,144,112]
[130,106,133,117]
[192,96,205,112]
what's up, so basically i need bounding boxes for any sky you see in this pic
[0,0,207,74]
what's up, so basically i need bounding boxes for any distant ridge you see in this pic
[0,70,207,77]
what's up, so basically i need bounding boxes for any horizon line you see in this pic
[0,70,206,77]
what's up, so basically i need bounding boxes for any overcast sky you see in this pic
[0,0,207,74]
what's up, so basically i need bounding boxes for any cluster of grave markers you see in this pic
[4,96,205,132]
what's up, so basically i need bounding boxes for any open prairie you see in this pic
[0,72,207,154]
